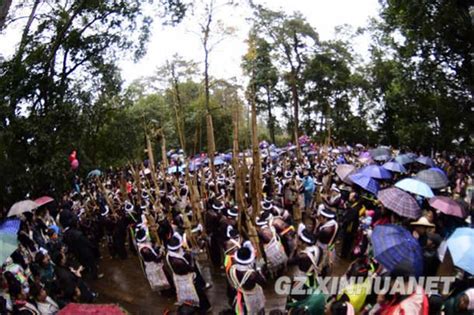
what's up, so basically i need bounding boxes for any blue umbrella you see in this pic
[187,162,201,172]
[0,219,21,264]
[360,165,392,179]
[416,156,435,167]
[371,224,423,276]
[223,153,233,162]
[349,173,380,195]
[395,178,434,198]
[382,161,406,173]
[395,154,415,165]
[87,169,102,178]
[214,157,225,166]
[447,228,474,275]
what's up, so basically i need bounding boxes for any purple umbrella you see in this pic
[349,173,380,195]
[361,165,392,179]
[382,161,406,173]
[416,156,435,167]
[429,196,467,219]
[336,164,356,184]
[378,187,421,219]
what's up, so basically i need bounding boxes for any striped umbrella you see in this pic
[371,224,423,276]
[349,173,380,195]
[415,169,449,189]
[378,187,421,219]
[395,178,434,198]
[429,196,467,219]
[361,165,392,179]
[382,161,406,173]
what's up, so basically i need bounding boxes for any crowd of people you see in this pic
[0,143,473,315]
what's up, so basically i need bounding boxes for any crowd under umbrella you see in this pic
[395,154,415,165]
[360,165,392,180]
[429,196,467,219]
[348,173,380,195]
[371,224,424,276]
[34,196,55,207]
[335,164,356,184]
[358,151,373,164]
[377,187,421,219]
[395,178,434,198]
[416,156,435,167]
[382,161,406,173]
[369,146,391,162]
[415,169,449,189]
[7,200,38,217]
[446,228,474,275]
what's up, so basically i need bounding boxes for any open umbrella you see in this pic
[370,147,391,161]
[214,157,225,166]
[446,228,474,275]
[0,219,21,264]
[87,169,102,178]
[371,224,423,276]
[395,178,434,198]
[378,188,421,219]
[416,156,435,167]
[34,196,54,207]
[58,303,127,315]
[167,165,184,174]
[349,173,380,195]
[358,151,373,164]
[395,154,415,165]
[360,165,392,179]
[335,164,356,184]
[7,200,38,217]
[429,196,467,219]
[415,169,449,189]
[382,161,406,173]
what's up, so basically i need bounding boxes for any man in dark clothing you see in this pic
[63,220,102,280]
[340,192,360,259]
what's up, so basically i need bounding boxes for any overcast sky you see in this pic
[120,0,380,86]
[1,0,380,86]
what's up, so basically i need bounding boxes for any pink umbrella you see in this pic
[429,196,467,219]
[34,196,54,207]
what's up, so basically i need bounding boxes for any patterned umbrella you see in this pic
[378,188,421,219]
[7,200,38,217]
[395,178,434,198]
[371,224,423,276]
[382,161,406,173]
[415,169,449,189]
[395,154,415,165]
[429,196,467,219]
[360,165,392,179]
[349,173,380,195]
[446,228,474,275]
[335,164,356,184]
[416,156,435,167]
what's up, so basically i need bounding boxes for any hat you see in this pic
[261,201,272,211]
[410,216,435,228]
[226,207,238,218]
[100,205,109,217]
[297,223,316,245]
[234,241,255,265]
[135,227,147,243]
[226,225,239,240]
[330,184,340,193]
[141,191,149,200]
[256,211,273,226]
[284,171,293,179]
[212,200,225,211]
[124,202,134,213]
[318,206,336,219]
[167,233,183,251]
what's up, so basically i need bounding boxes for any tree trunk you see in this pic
[250,82,262,222]
[266,85,275,144]
[290,71,302,160]
[0,0,12,31]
